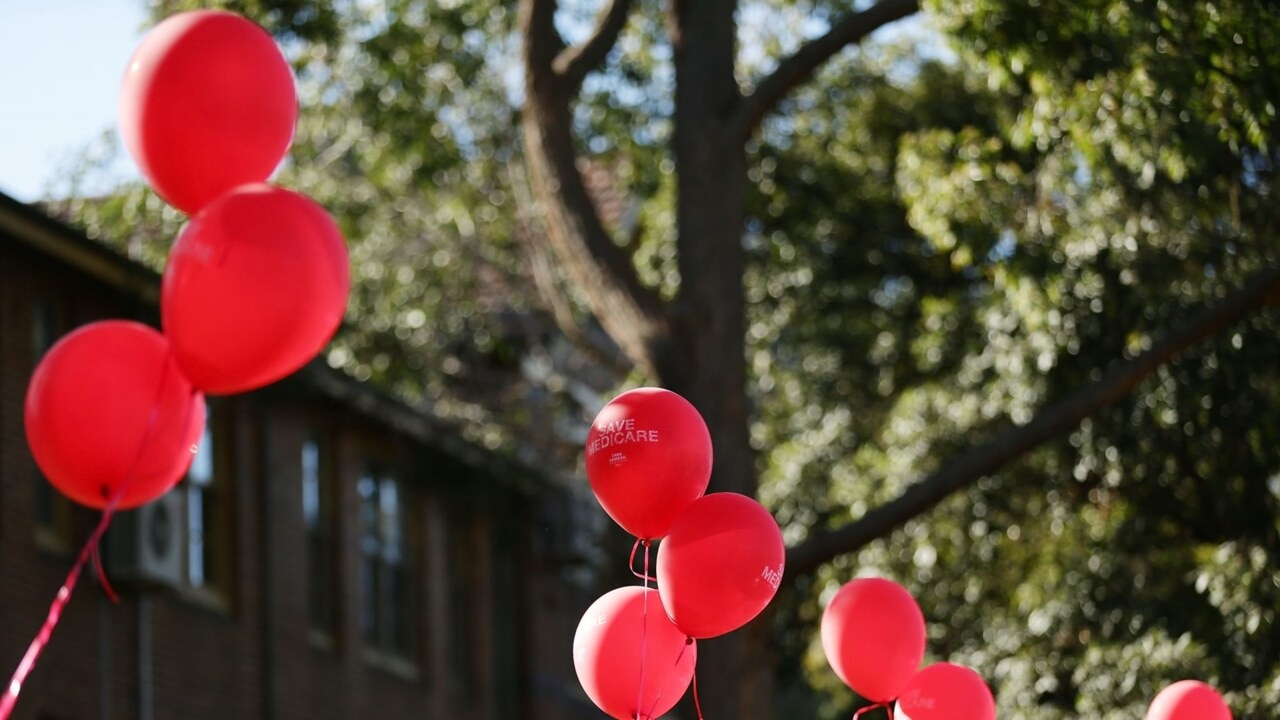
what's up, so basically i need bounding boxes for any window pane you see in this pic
[301,441,320,528]
[304,437,337,640]
[30,299,57,357]
[31,298,70,550]
[308,534,335,636]
[359,470,380,644]
[360,550,378,644]
[188,487,205,587]
[357,468,415,661]
[188,425,214,487]
[379,477,402,565]
[34,480,55,528]
[386,564,412,657]
[359,473,379,556]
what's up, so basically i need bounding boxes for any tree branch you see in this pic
[786,265,1280,578]
[519,0,674,378]
[730,0,920,143]
[553,0,635,89]
[519,215,634,376]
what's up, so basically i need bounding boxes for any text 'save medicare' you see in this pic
[586,418,661,465]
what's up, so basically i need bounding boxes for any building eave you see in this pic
[1,190,543,494]
[0,192,161,304]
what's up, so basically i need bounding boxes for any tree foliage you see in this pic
[50,0,1280,716]
[764,1,1280,715]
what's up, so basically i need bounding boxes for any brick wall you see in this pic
[0,198,590,720]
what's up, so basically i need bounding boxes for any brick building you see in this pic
[0,192,602,719]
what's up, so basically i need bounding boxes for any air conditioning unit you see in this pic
[104,488,183,590]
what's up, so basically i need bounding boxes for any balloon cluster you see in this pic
[7,11,349,720]
[1146,679,1232,720]
[573,388,786,719]
[27,9,350,512]
[819,577,994,719]
[820,577,1234,719]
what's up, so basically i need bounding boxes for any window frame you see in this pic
[30,297,73,555]
[356,461,420,675]
[180,403,233,611]
[302,430,340,648]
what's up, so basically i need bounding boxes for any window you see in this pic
[183,408,231,605]
[358,467,416,666]
[31,298,72,553]
[303,436,338,644]
[448,509,479,696]
[186,421,215,587]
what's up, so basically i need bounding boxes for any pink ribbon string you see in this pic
[90,544,120,605]
[634,539,652,719]
[642,635,695,720]
[0,351,191,720]
[853,701,894,719]
[0,504,120,720]
[691,667,705,720]
[629,537,658,584]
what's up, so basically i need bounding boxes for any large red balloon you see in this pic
[24,321,206,509]
[656,493,785,638]
[896,663,996,720]
[585,388,712,539]
[1146,680,1232,720]
[162,183,350,395]
[573,586,698,719]
[820,577,926,702]
[119,10,297,214]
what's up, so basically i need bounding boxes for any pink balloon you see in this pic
[24,321,206,509]
[656,493,785,638]
[896,663,995,720]
[119,10,297,214]
[820,577,926,702]
[585,388,713,539]
[573,586,698,719]
[1146,680,1232,720]
[162,183,350,395]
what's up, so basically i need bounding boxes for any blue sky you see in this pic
[0,0,147,201]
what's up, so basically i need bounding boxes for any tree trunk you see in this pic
[664,1,771,717]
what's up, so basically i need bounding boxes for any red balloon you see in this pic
[896,663,996,720]
[119,10,297,214]
[573,586,698,719]
[24,321,206,510]
[585,388,713,539]
[1146,680,1232,720]
[656,493,785,638]
[162,183,350,395]
[820,577,926,702]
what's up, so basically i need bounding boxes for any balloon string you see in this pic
[91,546,119,604]
[642,636,694,720]
[0,495,121,720]
[691,664,704,719]
[629,537,657,583]
[853,701,893,719]
[0,349,191,720]
[634,540,651,719]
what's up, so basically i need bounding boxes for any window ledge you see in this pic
[362,649,421,683]
[308,629,338,654]
[178,585,233,617]
[35,529,72,557]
